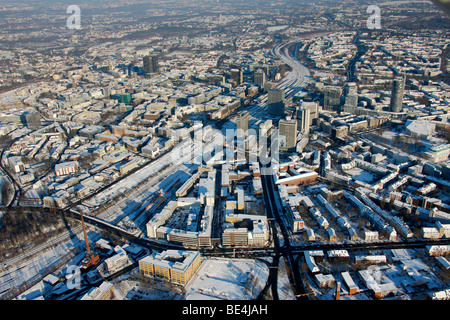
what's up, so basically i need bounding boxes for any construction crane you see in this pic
[79,210,100,271]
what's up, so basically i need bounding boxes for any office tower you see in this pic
[296,107,310,133]
[236,110,249,136]
[268,88,285,116]
[230,68,243,86]
[301,101,319,125]
[143,55,151,74]
[151,55,159,73]
[278,119,298,152]
[253,69,266,87]
[210,75,225,86]
[324,86,342,111]
[343,82,357,97]
[390,75,405,113]
[143,55,159,75]
[343,94,358,113]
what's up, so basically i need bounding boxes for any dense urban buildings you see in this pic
[0,0,449,306]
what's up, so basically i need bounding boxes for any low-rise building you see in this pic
[104,246,130,274]
[55,161,79,176]
[139,250,201,286]
[80,281,115,300]
[358,269,397,299]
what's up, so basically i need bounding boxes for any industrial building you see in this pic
[341,271,359,295]
[304,251,321,274]
[358,269,398,299]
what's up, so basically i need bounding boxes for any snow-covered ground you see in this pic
[184,258,269,300]
[277,257,296,300]
[267,25,289,32]
[0,231,86,299]
[343,167,376,183]
[0,223,104,300]
[106,257,271,301]
[113,272,184,300]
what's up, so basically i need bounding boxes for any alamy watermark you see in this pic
[366,5,381,29]
[170,127,280,175]
[367,264,383,283]
[66,264,81,289]
[67,5,81,30]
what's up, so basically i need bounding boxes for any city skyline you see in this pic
[0,0,449,311]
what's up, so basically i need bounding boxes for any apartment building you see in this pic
[139,250,201,286]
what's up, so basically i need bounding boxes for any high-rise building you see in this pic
[390,75,405,113]
[253,69,266,87]
[230,68,243,86]
[343,94,358,113]
[143,55,159,76]
[278,119,297,152]
[268,88,285,116]
[296,107,310,133]
[301,101,319,125]
[343,82,357,97]
[324,86,342,111]
[236,110,249,137]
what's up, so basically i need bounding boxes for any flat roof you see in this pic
[275,171,318,185]
[140,250,200,273]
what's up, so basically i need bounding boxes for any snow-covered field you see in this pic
[277,257,296,300]
[184,258,269,300]
[108,258,271,301]
[113,272,183,300]
[343,167,376,183]
[0,232,86,299]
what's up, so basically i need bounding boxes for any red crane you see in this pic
[80,211,100,270]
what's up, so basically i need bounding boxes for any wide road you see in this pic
[259,160,309,300]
